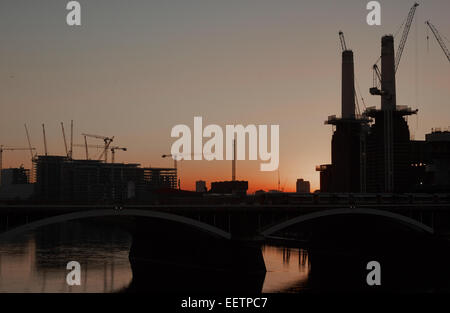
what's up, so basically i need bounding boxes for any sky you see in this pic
[0,0,449,192]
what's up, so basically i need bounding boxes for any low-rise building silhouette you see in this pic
[196,180,207,193]
[296,179,310,193]
[210,181,248,196]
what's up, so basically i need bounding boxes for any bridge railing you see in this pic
[257,192,450,206]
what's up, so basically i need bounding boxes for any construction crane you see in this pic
[370,64,383,96]
[110,147,127,163]
[0,146,36,186]
[370,3,419,95]
[42,124,48,156]
[84,136,89,160]
[97,140,116,162]
[81,133,114,163]
[425,20,450,63]
[24,124,37,182]
[161,154,180,189]
[162,153,180,170]
[73,144,126,163]
[61,122,69,158]
[74,143,105,158]
[59,121,74,159]
[161,153,205,169]
[161,153,204,190]
[395,3,419,73]
[161,152,215,189]
[74,143,103,160]
[24,124,36,161]
[339,30,348,51]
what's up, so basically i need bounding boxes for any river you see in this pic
[2,219,450,293]
[0,220,310,293]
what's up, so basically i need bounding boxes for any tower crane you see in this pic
[24,124,37,182]
[395,2,419,73]
[74,143,107,161]
[74,143,107,149]
[162,154,181,189]
[97,140,115,162]
[110,147,127,163]
[0,146,36,186]
[24,124,36,161]
[73,144,126,163]
[339,31,348,51]
[161,152,215,190]
[161,153,205,170]
[425,20,450,63]
[370,2,419,95]
[42,124,48,156]
[61,122,69,158]
[60,120,75,159]
[161,153,206,190]
[81,133,114,163]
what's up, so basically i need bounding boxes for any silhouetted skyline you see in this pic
[1,0,449,192]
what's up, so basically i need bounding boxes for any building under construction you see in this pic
[364,35,418,193]
[34,155,177,202]
[318,34,439,194]
[319,47,369,193]
[318,4,449,193]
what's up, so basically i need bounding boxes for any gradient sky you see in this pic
[1,0,449,192]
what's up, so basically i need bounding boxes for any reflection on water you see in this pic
[262,245,310,293]
[0,222,133,293]
[0,221,310,293]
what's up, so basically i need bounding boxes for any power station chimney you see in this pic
[341,50,355,118]
[381,35,396,111]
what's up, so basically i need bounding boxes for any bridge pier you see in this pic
[127,218,266,292]
[431,211,450,236]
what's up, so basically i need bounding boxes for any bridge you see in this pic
[0,202,445,239]
[1,195,450,291]
[1,191,450,238]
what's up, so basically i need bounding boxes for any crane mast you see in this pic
[370,3,419,96]
[81,133,114,162]
[395,3,419,73]
[24,124,35,161]
[425,20,450,63]
[61,122,69,157]
[162,154,180,189]
[110,147,127,164]
[339,31,348,51]
[42,124,48,156]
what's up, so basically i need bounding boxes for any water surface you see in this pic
[0,221,310,293]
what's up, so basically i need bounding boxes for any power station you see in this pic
[318,3,450,194]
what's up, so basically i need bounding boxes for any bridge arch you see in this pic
[261,208,434,237]
[0,209,231,242]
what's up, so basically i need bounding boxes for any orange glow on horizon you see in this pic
[2,155,320,194]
